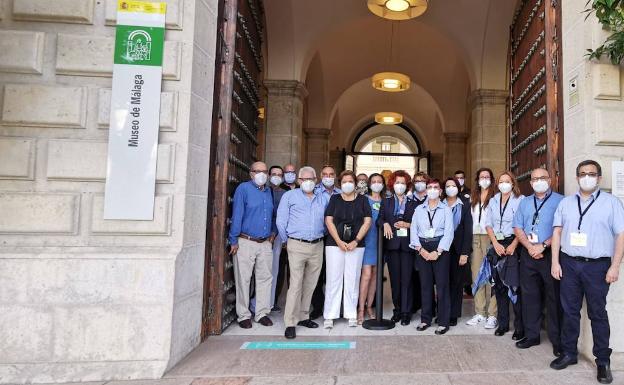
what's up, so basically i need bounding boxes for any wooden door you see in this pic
[202,0,265,338]
[509,0,564,193]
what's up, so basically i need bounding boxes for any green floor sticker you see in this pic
[241,341,356,350]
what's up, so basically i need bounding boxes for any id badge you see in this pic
[397,228,408,237]
[495,232,505,241]
[425,228,435,238]
[570,232,588,247]
[528,232,539,244]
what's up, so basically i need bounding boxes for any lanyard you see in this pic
[427,207,438,229]
[478,203,483,223]
[576,191,600,231]
[531,192,551,226]
[394,194,406,217]
[499,195,510,232]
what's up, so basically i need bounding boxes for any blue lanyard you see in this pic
[394,195,406,217]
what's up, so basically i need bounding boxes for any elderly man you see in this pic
[282,164,298,191]
[229,161,276,329]
[277,166,328,339]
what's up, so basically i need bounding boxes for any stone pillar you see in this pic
[264,80,308,168]
[443,132,468,177]
[305,128,330,172]
[468,89,508,178]
[562,0,624,367]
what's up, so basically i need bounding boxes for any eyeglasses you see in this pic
[578,172,599,178]
[530,176,549,182]
[251,169,268,174]
[300,177,315,182]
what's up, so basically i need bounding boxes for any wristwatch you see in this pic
[542,241,549,249]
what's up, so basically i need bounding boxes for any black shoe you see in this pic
[238,319,252,329]
[309,310,322,320]
[297,319,319,328]
[553,347,562,357]
[257,316,273,327]
[401,316,411,326]
[435,326,450,335]
[284,327,296,339]
[416,323,430,331]
[391,313,402,323]
[494,327,509,336]
[271,305,282,312]
[550,355,578,370]
[597,364,613,384]
[515,338,540,349]
[512,330,524,341]
[449,318,457,326]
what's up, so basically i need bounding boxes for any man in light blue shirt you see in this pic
[549,160,624,383]
[277,166,328,339]
[512,167,564,353]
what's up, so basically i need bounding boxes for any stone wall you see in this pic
[0,0,217,382]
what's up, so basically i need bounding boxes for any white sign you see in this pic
[613,161,624,202]
[104,1,166,220]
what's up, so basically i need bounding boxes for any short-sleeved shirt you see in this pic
[485,193,524,237]
[554,189,624,259]
[324,194,372,248]
[512,190,563,243]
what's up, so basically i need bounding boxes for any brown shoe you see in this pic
[257,316,273,326]
[238,319,252,329]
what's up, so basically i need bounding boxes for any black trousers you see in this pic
[387,249,414,316]
[274,246,289,306]
[416,240,450,327]
[490,237,523,332]
[560,253,612,365]
[519,247,561,348]
[449,250,468,320]
[310,251,326,315]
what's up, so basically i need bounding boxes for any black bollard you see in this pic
[362,228,395,330]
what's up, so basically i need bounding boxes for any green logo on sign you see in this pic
[114,25,164,66]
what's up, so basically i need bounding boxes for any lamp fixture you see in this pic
[367,0,428,20]
[372,72,410,92]
[375,112,403,125]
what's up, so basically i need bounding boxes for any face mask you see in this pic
[341,182,355,194]
[270,176,283,186]
[427,188,440,200]
[532,179,549,194]
[357,180,368,189]
[414,181,426,192]
[370,183,384,193]
[457,178,465,187]
[284,172,296,184]
[394,183,407,195]
[322,177,335,188]
[579,175,598,192]
[445,186,458,197]
[478,179,491,189]
[301,180,316,193]
[498,182,513,194]
[254,172,267,186]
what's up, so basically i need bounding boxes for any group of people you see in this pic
[229,160,623,384]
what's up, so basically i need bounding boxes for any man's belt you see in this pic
[289,237,323,244]
[563,253,610,263]
[239,233,269,243]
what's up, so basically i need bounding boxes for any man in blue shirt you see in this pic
[229,161,276,329]
[513,167,564,353]
[549,160,624,384]
[277,166,328,339]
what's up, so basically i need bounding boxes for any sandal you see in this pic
[366,307,375,320]
[357,308,364,325]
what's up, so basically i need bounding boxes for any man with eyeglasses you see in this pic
[549,160,624,384]
[277,166,328,339]
[513,168,564,355]
[229,161,276,329]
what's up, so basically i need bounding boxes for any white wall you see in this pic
[0,0,217,382]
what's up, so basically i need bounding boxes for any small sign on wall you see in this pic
[104,0,166,220]
[569,76,579,108]
[613,161,624,203]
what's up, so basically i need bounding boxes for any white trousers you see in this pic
[323,246,365,320]
[250,238,282,313]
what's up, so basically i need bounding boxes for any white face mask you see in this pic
[394,183,407,195]
[284,172,296,184]
[427,188,440,200]
[478,178,491,189]
[532,179,549,194]
[301,180,316,193]
[457,178,465,187]
[414,181,427,192]
[341,182,355,194]
[579,175,598,192]
[357,180,368,189]
[370,183,384,193]
[498,182,513,194]
[445,186,458,197]
[322,177,335,188]
[253,172,268,186]
[270,176,283,186]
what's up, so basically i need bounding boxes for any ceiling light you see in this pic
[385,0,409,12]
[367,0,428,21]
[372,72,411,92]
[375,112,403,125]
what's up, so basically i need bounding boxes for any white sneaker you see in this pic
[466,314,486,326]
[348,318,357,327]
[324,319,333,329]
[484,316,498,329]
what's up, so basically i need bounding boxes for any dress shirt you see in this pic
[512,189,563,243]
[276,189,328,243]
[471,201,489,234]
[314,184,341,200]
[409,200,454,251]
[485,193,524,237]
[228,181,275,245]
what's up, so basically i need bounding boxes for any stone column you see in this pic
[468,89,508,178]
[304,128,330,172]
[264,80,308,168]
[562,0,624,367]
[443,132,468,177]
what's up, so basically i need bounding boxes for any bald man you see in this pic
[229,161,277,329]
[282,164,298,191]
